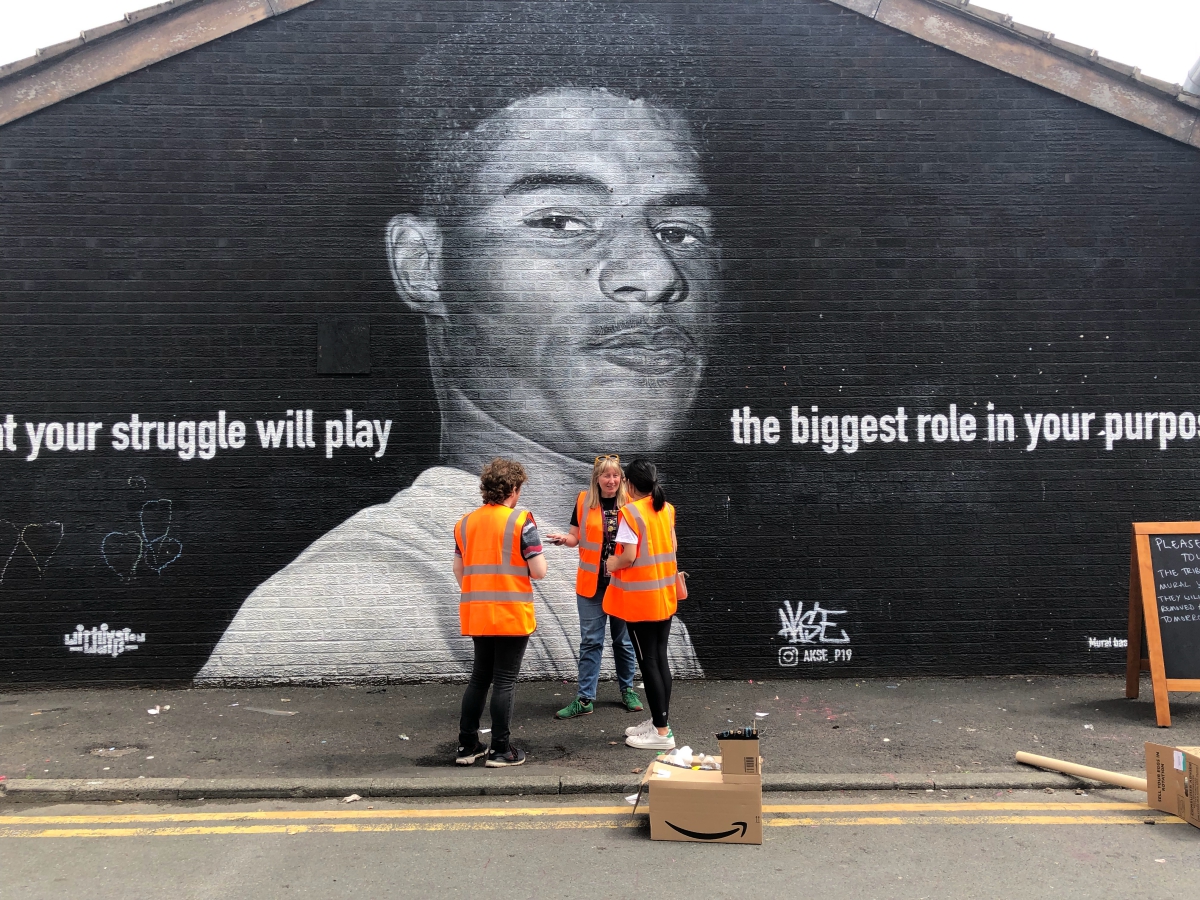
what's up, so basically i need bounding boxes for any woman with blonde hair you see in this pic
[546,455,643,718]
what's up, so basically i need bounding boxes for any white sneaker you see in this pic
[625,718,655,737]
[626,727,675,751]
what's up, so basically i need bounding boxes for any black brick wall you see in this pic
[1,0,1198,684]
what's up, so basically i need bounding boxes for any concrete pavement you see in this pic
[2,675,1196,801]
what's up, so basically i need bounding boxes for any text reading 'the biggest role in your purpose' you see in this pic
[731,404,1200,454]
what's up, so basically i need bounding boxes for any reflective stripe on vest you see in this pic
[456,504,536,636]
[602,496,678,623]
[574,491,605,596]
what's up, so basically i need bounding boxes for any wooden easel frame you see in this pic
[1126,521,1200,726]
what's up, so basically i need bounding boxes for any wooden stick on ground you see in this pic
[1015,751,1148,792]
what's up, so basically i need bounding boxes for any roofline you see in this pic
[829,0,1200,150]
[0,0,1197,150]
[0,0,316,128]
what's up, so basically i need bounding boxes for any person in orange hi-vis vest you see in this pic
[453,458,547,767]
[603,459,682,751]
[546,455,643,720]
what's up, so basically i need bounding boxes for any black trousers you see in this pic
[628,617,673,729]
[458,635,529,752]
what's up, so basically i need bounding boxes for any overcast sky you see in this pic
[2,0,1198,85]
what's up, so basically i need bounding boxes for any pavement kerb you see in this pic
[0,770,1112,803]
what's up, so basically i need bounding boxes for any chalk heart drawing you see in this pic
[0,521,64,582]
[102,531,143,580]
[144,536,182,573]
[140,500,181,573]
[139,500,172,544]
[101,499,182,579]
[0,522,17,579]
[20,522,64,574]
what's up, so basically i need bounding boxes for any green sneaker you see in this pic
[621,687,644,713]
[556,697,593,719]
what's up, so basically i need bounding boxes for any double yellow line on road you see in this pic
[0,801,1181,839]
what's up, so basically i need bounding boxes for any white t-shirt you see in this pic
[615,515,639,546]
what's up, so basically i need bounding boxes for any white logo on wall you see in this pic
[1086,636,1129,650]
[777,600,851,666]
[64,624,146,658]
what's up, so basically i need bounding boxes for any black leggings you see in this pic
[628,618,673,729]
[458,635,529,753]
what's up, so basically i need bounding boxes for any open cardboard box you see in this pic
[632,736,763,844]
[1146,742,1200,828]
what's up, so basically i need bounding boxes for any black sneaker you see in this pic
[485,745,527,767]
[455,740,488,766]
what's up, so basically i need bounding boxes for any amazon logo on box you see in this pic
[633,736,763,844]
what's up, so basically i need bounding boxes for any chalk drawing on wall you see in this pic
[0,520,64,584]
[101,499,182,580]
[64,624,147,658]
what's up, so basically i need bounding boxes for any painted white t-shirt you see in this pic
[196,466,702,684]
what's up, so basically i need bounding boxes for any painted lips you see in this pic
[593,328,696,375]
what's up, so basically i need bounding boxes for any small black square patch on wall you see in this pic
[316,319,371,374]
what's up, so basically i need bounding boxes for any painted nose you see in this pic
[598,225,687,304]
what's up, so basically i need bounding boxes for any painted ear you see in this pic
[386,214,445,317]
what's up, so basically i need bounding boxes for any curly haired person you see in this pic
[453,458,547,767]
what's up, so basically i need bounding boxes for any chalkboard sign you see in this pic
[1126,522,1200,726]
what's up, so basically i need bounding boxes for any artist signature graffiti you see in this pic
[777,600,850,645]
[64,624,147,658]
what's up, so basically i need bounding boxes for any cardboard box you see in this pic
[1145,742,1200,828]
[718,736,762,783]
[633,737,763,844]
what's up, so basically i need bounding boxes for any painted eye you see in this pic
[655,225,704,247]
[527,214,588,234]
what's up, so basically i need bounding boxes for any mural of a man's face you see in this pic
[389,88,721,459]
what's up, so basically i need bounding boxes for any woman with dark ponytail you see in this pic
[603,459,683,750]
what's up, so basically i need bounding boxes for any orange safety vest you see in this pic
[574,490,606,598]
[602,496,678,623]
[455,503,536,637]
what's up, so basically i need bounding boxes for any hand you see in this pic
[545,532,568,546]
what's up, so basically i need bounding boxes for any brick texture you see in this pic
[1,0,1199,685]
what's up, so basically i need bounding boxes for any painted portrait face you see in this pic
[392,88,722,460]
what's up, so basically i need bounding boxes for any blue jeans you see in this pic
[576,592,637,702]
